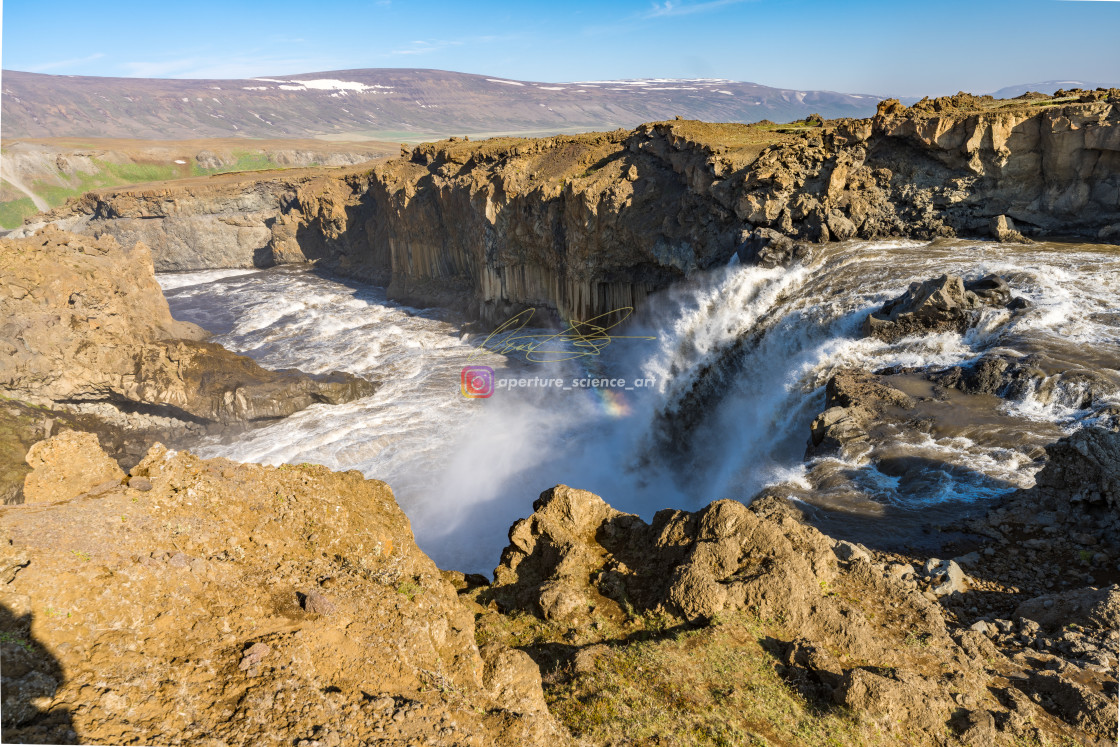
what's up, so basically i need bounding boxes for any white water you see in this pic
[159,239,1120,572]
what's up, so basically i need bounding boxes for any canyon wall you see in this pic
[30,94,1120,323]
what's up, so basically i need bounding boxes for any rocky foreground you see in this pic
[1,427,1116,745]
[1,437,566,746]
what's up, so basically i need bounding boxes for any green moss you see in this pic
[98,160,180,183]
[192,150,280,176]
[545,612,878,746]
[0,197,39,229]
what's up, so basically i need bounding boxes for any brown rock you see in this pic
[479,643,550,715]
[0,229,376,428]
[302,591,336,615]
[22,432,124,503]
[862,274,1018,342]
[990,214,1030,243]
[0,448,570,745]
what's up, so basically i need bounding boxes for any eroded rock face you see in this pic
[862,274,1024,342]
[34,99,1120,325]
[1030,427,1120,512]
[0,229,376,426]
[0,441,569,746]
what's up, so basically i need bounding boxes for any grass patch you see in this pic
[99,160,180,183]
[192,150,279,176]
[0,631,35,652]
[545,612,879,746]
[396,580,422,601]
[0,197,39,228]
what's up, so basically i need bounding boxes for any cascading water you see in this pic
[160,239,1120,572]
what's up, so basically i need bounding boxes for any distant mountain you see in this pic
[988,80,1106,98]
[0,68,882,141]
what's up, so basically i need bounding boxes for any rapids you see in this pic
[160,239,1120,572]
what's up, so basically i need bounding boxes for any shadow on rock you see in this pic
[0,603,77,744]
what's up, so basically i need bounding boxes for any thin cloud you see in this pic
[26,53,106,73]
[584,0,753,35]
[119,55,348,80]
[387,37,514,56]
[642,0,752,18]
[389,40,465,56]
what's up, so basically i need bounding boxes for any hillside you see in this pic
[0,68,881,141]
[0,137,396,229]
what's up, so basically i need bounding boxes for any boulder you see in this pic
[806,370,914,457]
[22,432,124,504]
[1013,585,1120,635]
[1030,428,1120,512]
[737,227,809,268]
[863,274,1018,342]
[990,214,1030,243]
[923,558,969,597]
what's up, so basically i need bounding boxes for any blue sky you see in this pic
[1,0,1117,96]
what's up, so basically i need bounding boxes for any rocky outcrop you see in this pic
[973,427,1120,557]
[485,484,1119,744]
[0,228,376,503]
[933,351,1119,427]
[1027,427,1120,512]
[807,369,915,457]
[0,228,375,425]
[21,432,124,504]
[29,96,1120,325]
[0,440,568,745]
[990,214,1030,243]
[862,274,1026,342]
[16,168,381,275]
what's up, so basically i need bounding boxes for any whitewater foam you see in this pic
[161,241,1120,571]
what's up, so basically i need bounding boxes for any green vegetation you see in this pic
[396,580,422,601]
[542,612,878,746]
[101,160,181,183]
[904,630,933,648]
[470,601,883,746]
[0,150,288,228]
[0,631,35,652]
[0,196,39,229]
[193,150,280,176]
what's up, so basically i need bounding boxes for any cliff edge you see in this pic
[24,90,1119,325]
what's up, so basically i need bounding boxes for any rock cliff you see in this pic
[0,228,376,501]
[27,94,1119,324]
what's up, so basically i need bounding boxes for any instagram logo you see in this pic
[461,365,495,398]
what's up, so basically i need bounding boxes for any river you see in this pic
[159,239,1120,572]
